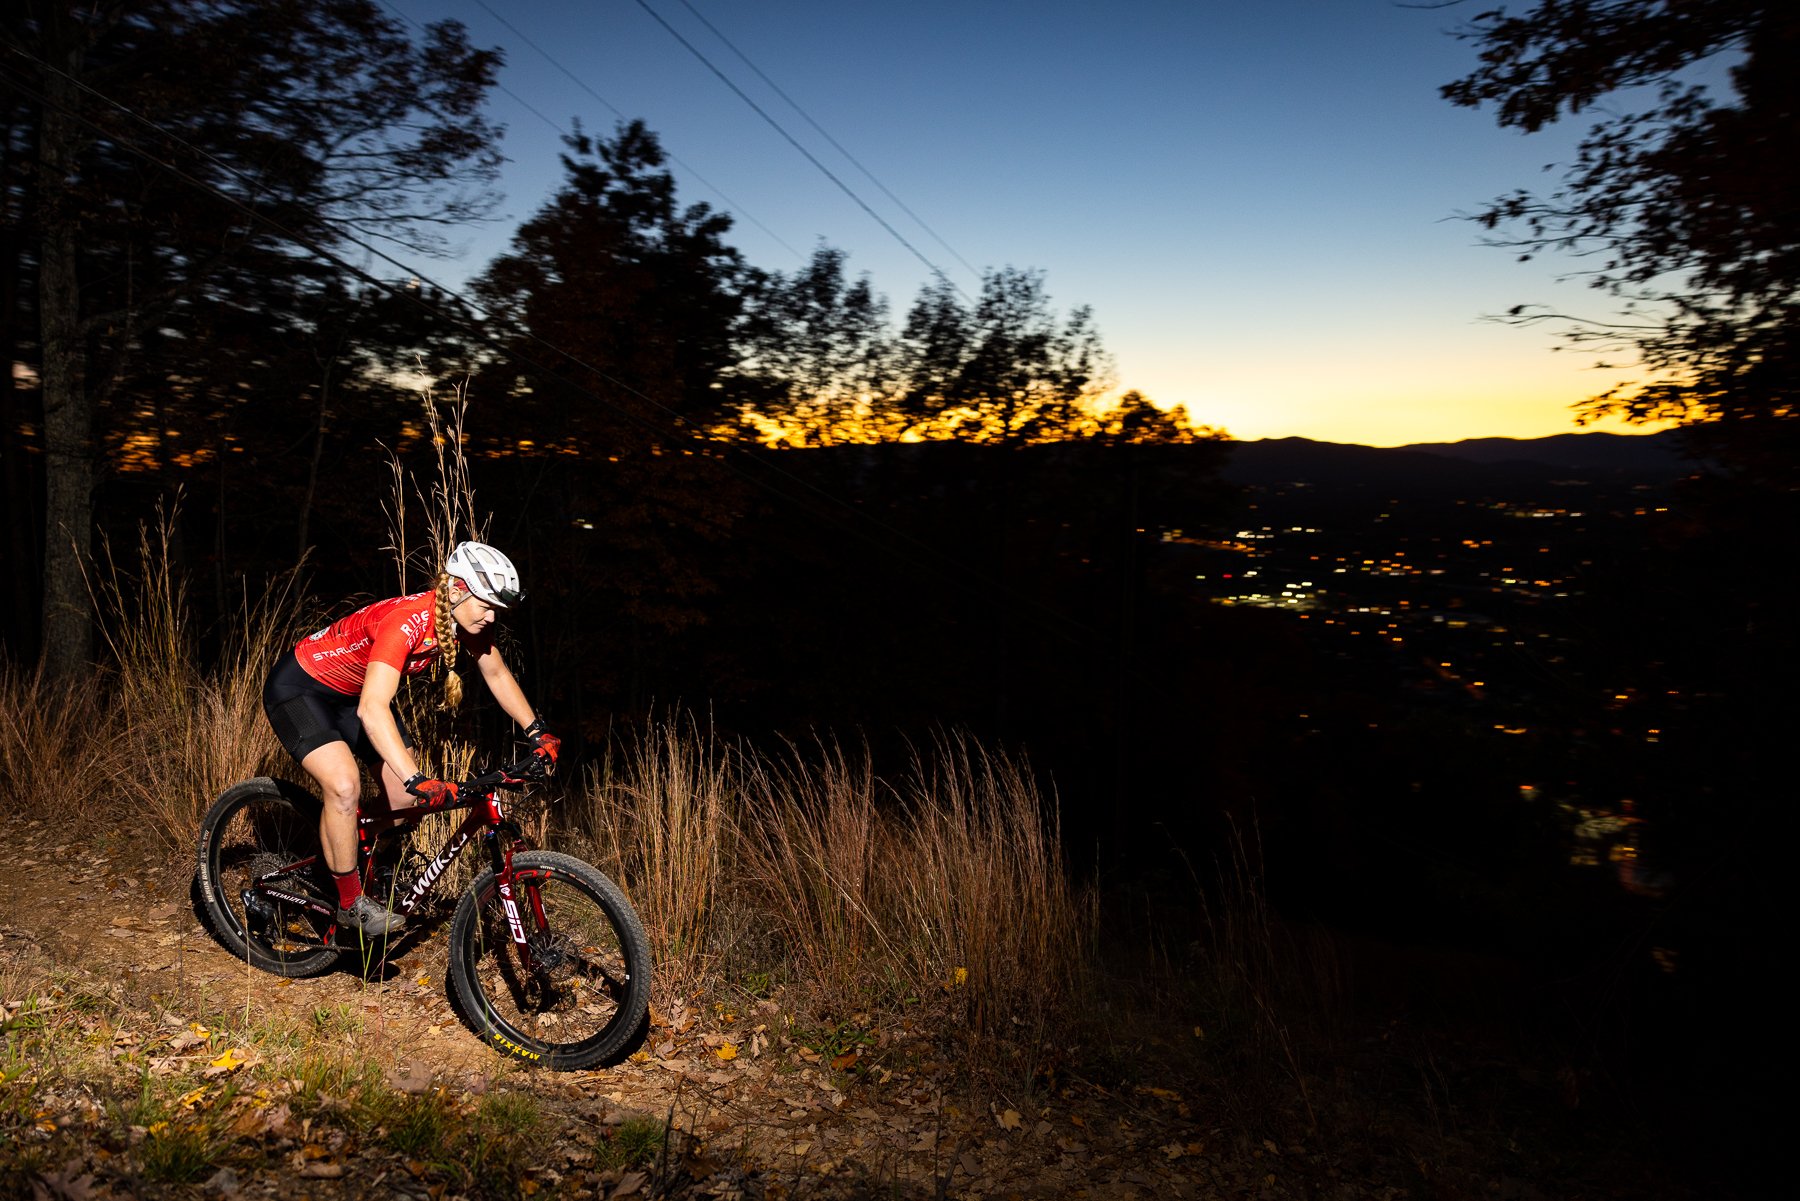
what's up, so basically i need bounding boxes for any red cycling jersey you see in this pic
[293,592,484,696]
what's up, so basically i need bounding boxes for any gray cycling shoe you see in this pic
[336,894,405,938]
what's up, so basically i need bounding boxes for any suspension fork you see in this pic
[483,802,540,973]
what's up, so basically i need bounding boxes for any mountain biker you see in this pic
[260,541,560,937]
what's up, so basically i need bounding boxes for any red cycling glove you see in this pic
[405,773,459,808]
[525,718,560,768]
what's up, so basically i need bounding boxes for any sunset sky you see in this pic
[383,0,1679,447]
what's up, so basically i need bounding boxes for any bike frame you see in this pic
[247,756,548,967]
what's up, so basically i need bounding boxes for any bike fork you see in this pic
[487,831,538,973]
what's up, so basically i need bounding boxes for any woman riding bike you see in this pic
[260,541,559,937]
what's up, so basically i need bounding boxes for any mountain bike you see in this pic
[194,753,651,1070]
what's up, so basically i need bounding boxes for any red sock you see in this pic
[331,869,361,908]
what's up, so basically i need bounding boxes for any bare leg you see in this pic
[299,741,363,875]
[357,762,421,836]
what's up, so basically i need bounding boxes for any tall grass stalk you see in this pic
[83,510,302,851]
[572,722,1094,1045]
[735,739,887,1000]
[883,735,1093,1033]
[575,717,729,995]
[0,665,132,838]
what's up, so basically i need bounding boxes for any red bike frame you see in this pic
[248,755,548,961]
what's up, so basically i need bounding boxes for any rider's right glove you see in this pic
[405,773,459,809]
[524,717,560,771]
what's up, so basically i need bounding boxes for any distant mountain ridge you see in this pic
[1223,430,1688,488]
[1393,431,1685,470]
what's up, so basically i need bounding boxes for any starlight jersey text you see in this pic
[295,592,483,695]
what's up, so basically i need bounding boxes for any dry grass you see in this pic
[572,715,730,998]
[82,514,301,852]
[570,723,1096,1056]
[0,665,132,841]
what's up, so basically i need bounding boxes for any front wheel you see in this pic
[449,850,652,1070]
[196,778,342,977]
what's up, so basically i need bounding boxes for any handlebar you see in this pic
[460,751,552,796]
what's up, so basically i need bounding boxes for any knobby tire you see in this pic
[195,779,342,978]
[448,851,651,1070]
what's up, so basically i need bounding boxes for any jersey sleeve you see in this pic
[367,607,421,677]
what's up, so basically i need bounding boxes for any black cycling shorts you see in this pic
[262,649,413,767]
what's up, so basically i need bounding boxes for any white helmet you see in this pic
[446,541,524,607]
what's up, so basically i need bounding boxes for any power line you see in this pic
[629,0,968,299]
[379,0,806,263]
[0,44,1096,650]
[672,0,982,285]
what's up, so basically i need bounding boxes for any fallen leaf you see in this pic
[31,1163,98,1201]
[175,1086,209,1111]
[387,1061,434,1095]
[997,1108,1022,1130]
[611,1170,647,1198]
[265,1104,301,1138]
[203,1048,246,1077]
[297,1163,343,1179]
[229,1111,268,1138]
[1163,1142,1186,1160]
[912,1131,938,1152]
[949,966,967,988]
[829,1051,857,1070]
[713,1042,738,1061]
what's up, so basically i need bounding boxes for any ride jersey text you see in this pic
[295,592,482,695]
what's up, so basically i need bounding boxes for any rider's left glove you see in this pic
[525,718,560,769]
[405,773,459,808]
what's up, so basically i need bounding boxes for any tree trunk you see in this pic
[37,47,94,681]
[0,105,41,661]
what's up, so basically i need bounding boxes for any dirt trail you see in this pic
[2,818,1362,1200]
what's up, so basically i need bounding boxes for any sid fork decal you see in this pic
[497,880,529,946]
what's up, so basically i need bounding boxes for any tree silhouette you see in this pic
[894,268,1111,446]
[729,246,895,446]
[3,0,502,675]
[470,120,756,711]
[1442,0,1800,479]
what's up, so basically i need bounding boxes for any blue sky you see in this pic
[382,0,1667,446]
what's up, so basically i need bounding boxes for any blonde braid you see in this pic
[435,572,464,711]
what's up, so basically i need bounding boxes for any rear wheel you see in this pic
[196,779,341,977]
[448,850,651,1069]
